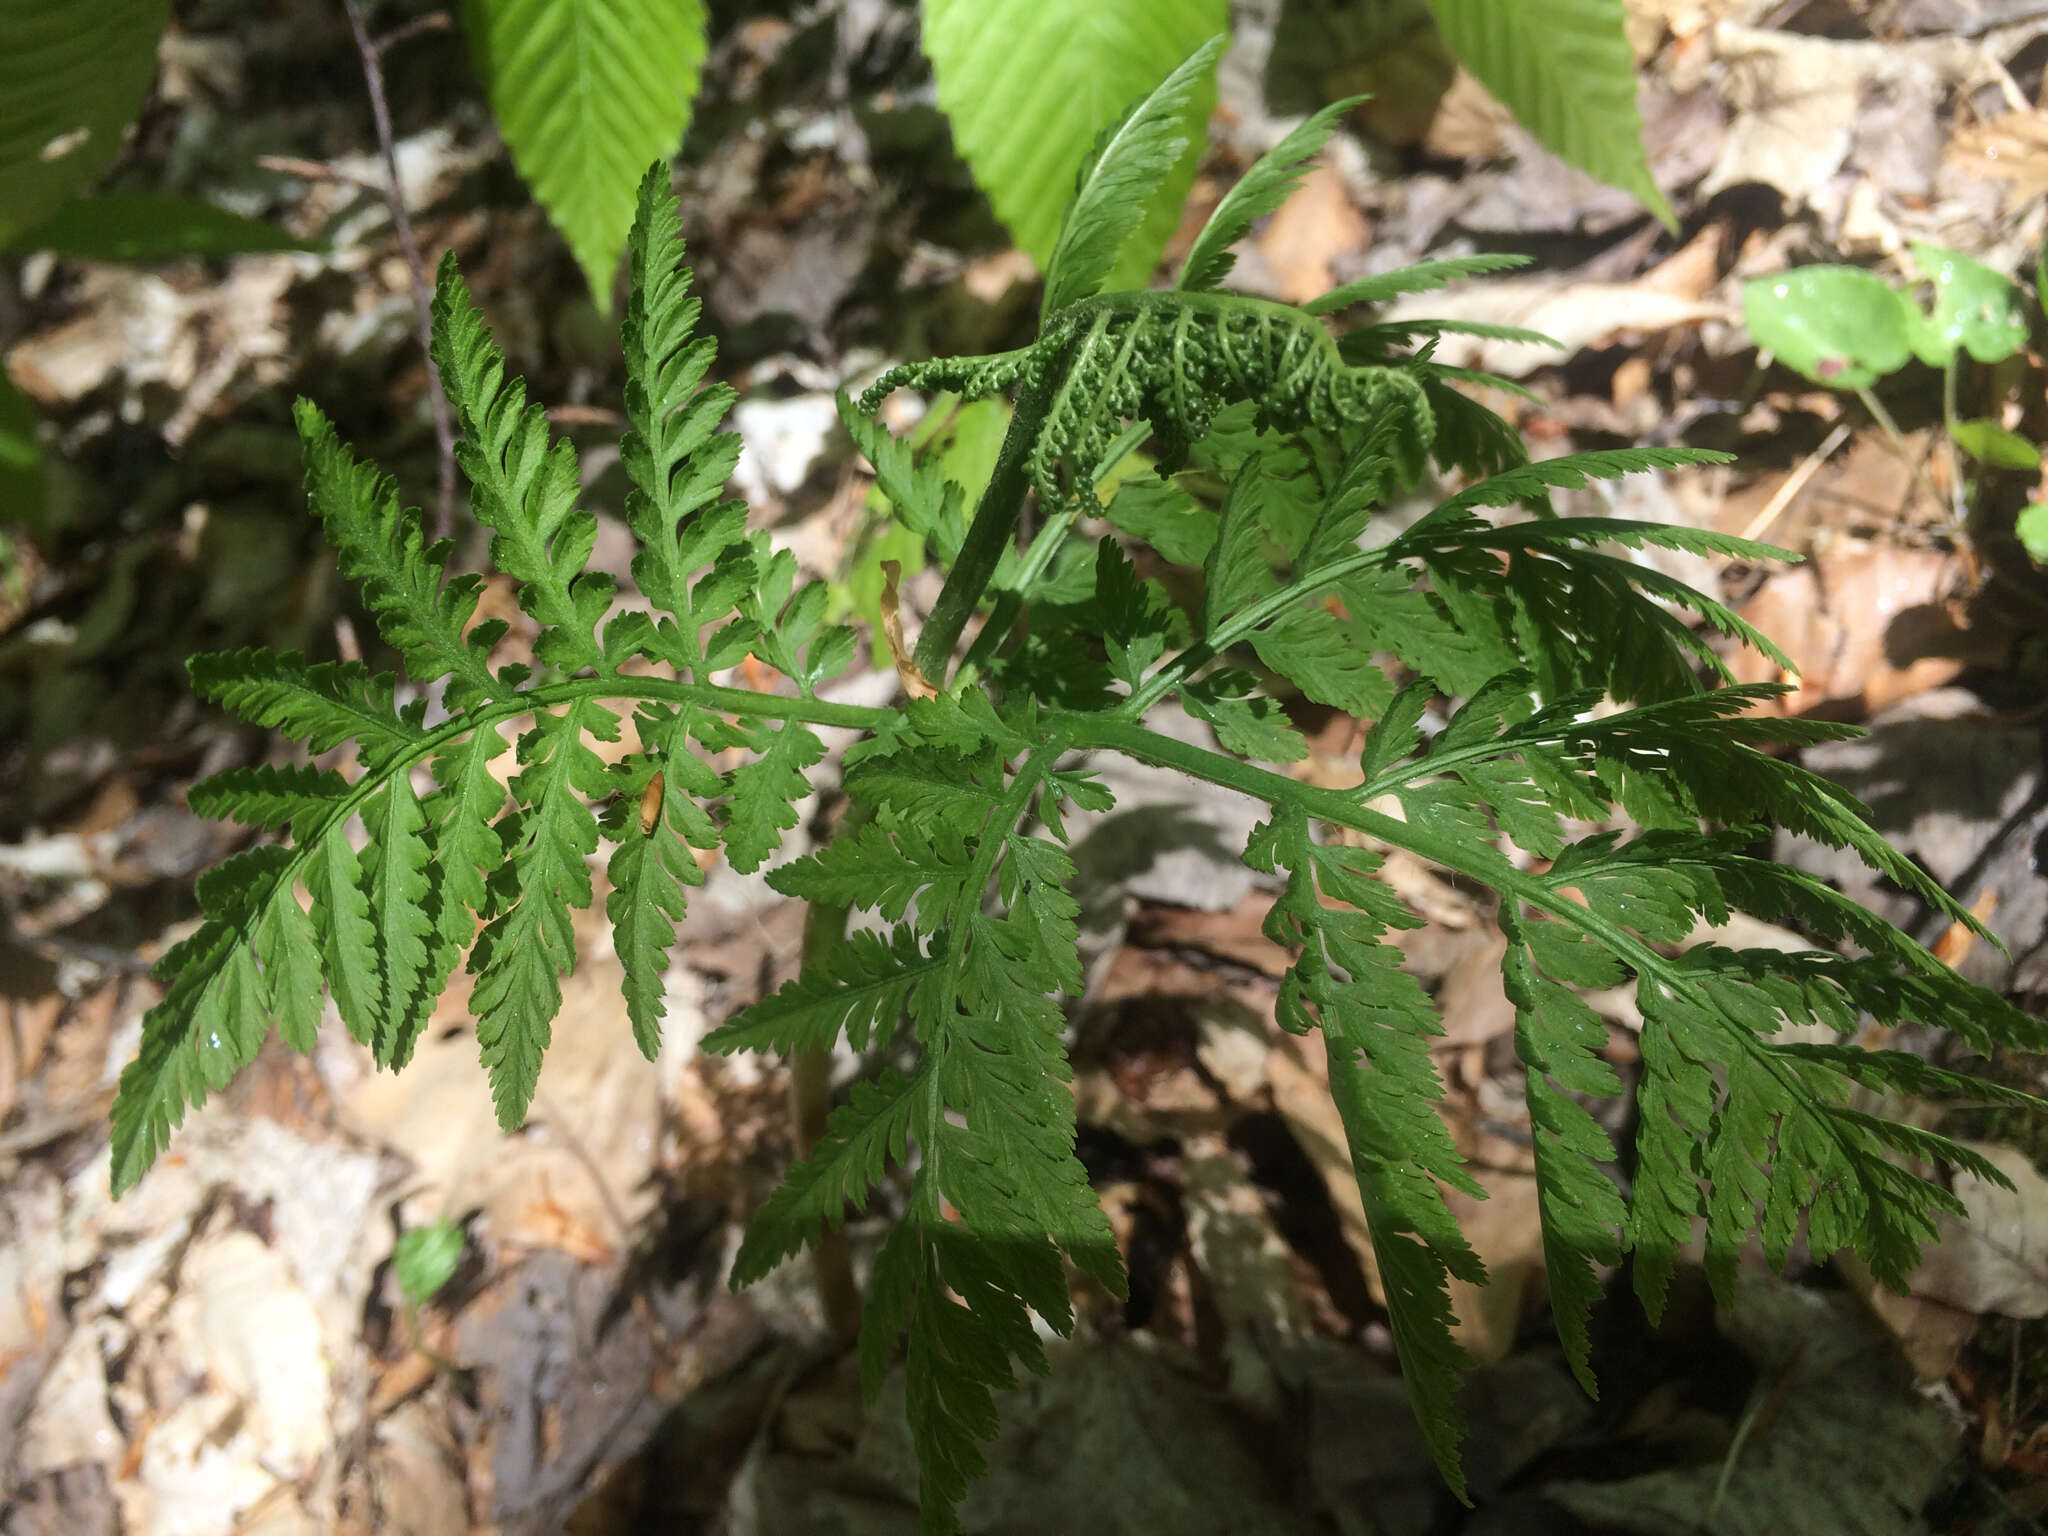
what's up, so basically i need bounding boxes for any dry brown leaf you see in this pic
[1727,542,1983,718]
[1125,893,1294,978]
[1948,108,2048,210]
[878,560,938,700]
[1255,160,1368,306]
[1421,68,1513,162]
[1907,1140,2048,1318]
[1380,274,1728,375]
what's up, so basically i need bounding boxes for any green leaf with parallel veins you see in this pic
[922,2,1226,308]
[1426,0,1673,229]
[464,0,709,308]
[0,0,167,248]
[12,193,308,260]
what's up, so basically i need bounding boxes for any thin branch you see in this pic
[341,0,458,540]
[372,11,452,54]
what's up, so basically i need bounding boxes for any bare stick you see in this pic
[341,0,458,541]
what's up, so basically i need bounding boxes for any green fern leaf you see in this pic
[603,751,709,1058]
[432,260,611,673]
[1179,98,1361,294]
[1305,253,1533,315]
[306,826,385,1054]
[189,650,421,763]
[922,4,1226,306]
[186,764,348,842]
[730,1067,925,1285]
[253,893,324,1055]
[360,769,436,1068]
[722,720,827,875]
[464,0,708,307]
[468,700,614,1126]
[110,924,238,1194]
[1185,672,1309,762]
[702,928,939,1055]
[296,400,503,707]
[1247,806,1479,1492]
[840,391,968,563]
[1499,909,1625,1392]
[1425,0,1675,229]
[616,165,755,668]
[1040,34,1227,316]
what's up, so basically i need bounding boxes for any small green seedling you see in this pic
[393,1219,466,1309]
[1743,243,2040,485]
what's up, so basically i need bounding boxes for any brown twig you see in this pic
[340,0,458,541]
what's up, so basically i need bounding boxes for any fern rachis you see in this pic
[114,57,2044,1536]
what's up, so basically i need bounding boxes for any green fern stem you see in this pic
[911,367,1058,684]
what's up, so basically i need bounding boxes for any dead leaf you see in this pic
[878,560,938,700]
[1380,274,1729,375]
[1907,1140,2048,1318]
[1948,108,2048,210]
[1421,68,1513,162]
[1700,24,1974,217]
[1727,541,1979,718]
[1549,1274,1958,1536]
[1255,160,1368,305]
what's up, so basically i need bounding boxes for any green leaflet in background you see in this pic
[921,0,1227,294]
[393,1219,466,1306]
[0,0,168,249]
[1741,267,1919,389]
[1950,418,2040,471]
[1426,0,1675,230]
[1907,241,2027,367]
[8,193,311,261]
[463,0,708,310]
[2017,503,2048,564]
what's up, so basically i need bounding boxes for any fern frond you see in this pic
[1304,253,1534,315]
[730,1066,924,1284]
[615,165,754,670]
[1042,35,1225,318]
[360,769,436,1067]
[704,927,938,1055]
[186,764,348,842]
[432,258,611,675]
[189,650,422,763]
[467,700,615,1126]
[1178,98,1361,294]
[839,391,968,563]
[296,400,505,708]
[1247,806,1477,1493]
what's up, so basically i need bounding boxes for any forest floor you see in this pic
[6,1,2048,1532]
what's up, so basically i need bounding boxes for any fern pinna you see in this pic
[117,54,2042,1536]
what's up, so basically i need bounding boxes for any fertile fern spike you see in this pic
[862,290,1437,510]
[118,50,2048,1536]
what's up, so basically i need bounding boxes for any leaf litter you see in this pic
[5,0,2048,1531]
